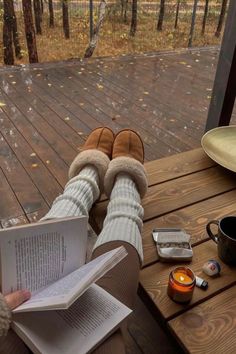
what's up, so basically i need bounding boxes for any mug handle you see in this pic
[206,220,219,244]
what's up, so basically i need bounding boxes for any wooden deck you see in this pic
[0,46,236,353]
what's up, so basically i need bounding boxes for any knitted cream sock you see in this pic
[93,173,144,262]
[41,165,99,221]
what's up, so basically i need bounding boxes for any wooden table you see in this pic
[92,148,236,354]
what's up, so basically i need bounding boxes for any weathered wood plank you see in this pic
[91,165,236,231]
[142,189,236,266]
[0,168,24,220]
[40,67,178,157]
[144,148,214,186]
[169,285,236,354]
[3,72,80,159]
[0,132,48,216]
[58,66,195,152]
[0,87,69,187]
[0,108,62,205]
[139,241,236,320]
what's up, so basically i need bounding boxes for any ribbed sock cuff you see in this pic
[41,166,99,221]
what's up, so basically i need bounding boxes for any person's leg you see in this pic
[41,165,100,221]
[91,130,148,354]
[41,127,113,221]
[92,173,143,308]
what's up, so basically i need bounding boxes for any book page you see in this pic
[13,246,128,313]
[12,284,132,354]
[0,216,88,295]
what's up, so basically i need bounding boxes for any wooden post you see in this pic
[205,0,236,131]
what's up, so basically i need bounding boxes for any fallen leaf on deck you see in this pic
[0,102,6,107]
[32,163,38,168]
[30,152,36,157]
[65,117,70,121]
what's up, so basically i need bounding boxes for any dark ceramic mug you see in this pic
[206,216,236,265]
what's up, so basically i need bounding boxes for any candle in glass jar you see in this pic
[167,267,196,303]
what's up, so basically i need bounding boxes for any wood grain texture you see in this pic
[141,166,236,221]
[169,286,236,354]
[142,189,236,266]
[140,240,236,320]
[144,148,215,186]
[127,297,179,354]
[91,164,236,233]
[0,168,23,220]
[0,132,48,216]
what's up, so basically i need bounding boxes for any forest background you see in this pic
[0,0,228,65]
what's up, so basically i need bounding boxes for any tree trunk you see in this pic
[40,0,44,15]
[10,0,22,59]
[121,0,124,19]
[48,0,54,27]
[130,0,137,36]
[62,0,70,39]
[84,0,106,58]
[174,0,180,29]
[33,0,42,34]
[215,0,228,38]
[124,0,128,23]
[157,0,165,31]
[188,0,198,47]
[3,0,14,65]
[22,0,39,63]
[202,0,209,35]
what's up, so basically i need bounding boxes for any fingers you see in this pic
[5,290,31,310]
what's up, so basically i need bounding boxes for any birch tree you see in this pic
[84,0,106,58]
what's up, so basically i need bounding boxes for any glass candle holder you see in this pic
[167,267,196,303]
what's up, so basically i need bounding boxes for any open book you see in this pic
[0,217,131,354]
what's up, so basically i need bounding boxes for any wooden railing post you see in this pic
[205,0,236,132]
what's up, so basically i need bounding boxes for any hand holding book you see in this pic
[4,290,31,310]
[0,217,131,354]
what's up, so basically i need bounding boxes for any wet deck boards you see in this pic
[0,46,235,353]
